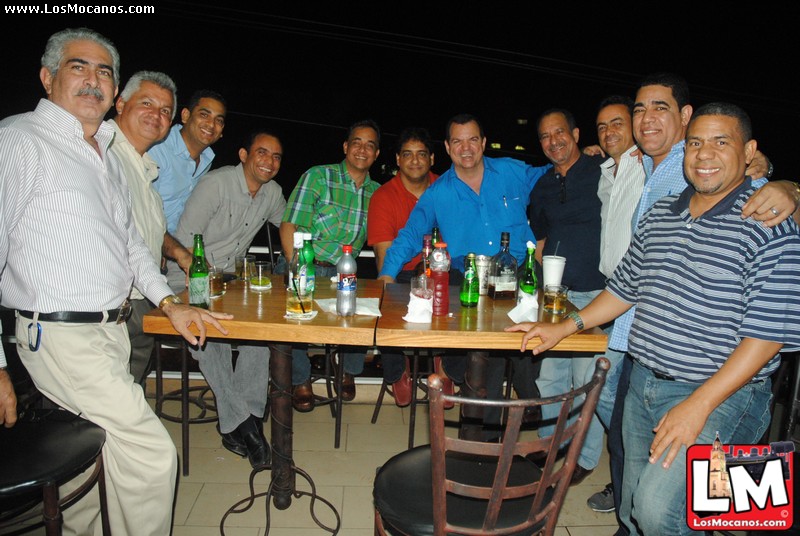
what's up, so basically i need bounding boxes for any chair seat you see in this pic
[0,410,106,496]
[374,445,548,536]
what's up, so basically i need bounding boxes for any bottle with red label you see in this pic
[336,244,357,316]
[429,242,451,316]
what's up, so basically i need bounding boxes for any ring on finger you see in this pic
[770,207,780,216]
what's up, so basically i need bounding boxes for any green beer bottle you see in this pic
[518,240,538,303]
[460,253,479,307]
[188,234,209,308]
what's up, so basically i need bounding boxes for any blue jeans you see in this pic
[536,289,607,470]
[588,346,625,429]
[620,361,772,536]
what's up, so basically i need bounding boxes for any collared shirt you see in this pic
[282,161,379,264]
[149,124,215,233]
[609,140,767,350]
[0,99,173,367]
[597,146,646,278]
[379,156,550,279]
[529,154,606,292]
[367,172,437,272]
[168,163,286,289]
[108,119,167,300]
[606,178,800,382]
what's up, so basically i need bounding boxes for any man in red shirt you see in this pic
[367,127,447,405]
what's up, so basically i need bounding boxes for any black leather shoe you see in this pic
[218,424,247,458]
[239,416,270,470]
[569,465,594,486]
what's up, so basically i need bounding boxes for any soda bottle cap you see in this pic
[526,240,535,249]
[434,242,447,248]
[342,244,353,254]
[303,232,312,240]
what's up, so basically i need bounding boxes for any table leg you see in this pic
[459,351,488,440]
[268,342,294,510]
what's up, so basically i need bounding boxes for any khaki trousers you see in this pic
[17,315,177,536]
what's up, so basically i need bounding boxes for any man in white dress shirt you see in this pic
[0,28,230,535]
[109,70,194,386]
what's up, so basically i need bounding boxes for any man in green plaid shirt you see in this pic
[279,119,381,411]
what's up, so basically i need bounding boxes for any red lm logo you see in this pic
[686,433,794,532]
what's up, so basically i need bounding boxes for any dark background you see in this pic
[2,3,797,213]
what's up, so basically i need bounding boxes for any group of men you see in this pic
[1,25,799,536]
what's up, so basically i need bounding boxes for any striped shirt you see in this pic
[606,178,800,382]
[282,161,379,264]
[0,99,173,367]
[597,146,645,278]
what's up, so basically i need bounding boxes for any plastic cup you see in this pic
[542,255,566,287]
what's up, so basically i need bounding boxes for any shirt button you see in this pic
[489,241,493,246]
[686,223,692,229]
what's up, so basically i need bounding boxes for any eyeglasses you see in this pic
[558,174,566,204]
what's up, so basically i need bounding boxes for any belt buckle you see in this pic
[116,299,132,324]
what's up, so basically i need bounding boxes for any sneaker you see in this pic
[587,482,615,513]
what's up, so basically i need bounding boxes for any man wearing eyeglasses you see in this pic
[529,108,607,487]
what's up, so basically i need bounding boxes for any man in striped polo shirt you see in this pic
[509,103,800,535]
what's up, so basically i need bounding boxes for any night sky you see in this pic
[2,3,797,195]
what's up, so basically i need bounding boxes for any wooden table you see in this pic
[376,283,608,439]
[144,277,384,510]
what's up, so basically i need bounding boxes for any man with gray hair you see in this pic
[0,27,231,534]
[110,70,193,385]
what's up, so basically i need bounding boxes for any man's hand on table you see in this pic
[162,302,233,347]
[378,275,395,284]
[0,368,18,428]
[504,320,575,355]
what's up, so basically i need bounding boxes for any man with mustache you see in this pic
[0,27,231,534]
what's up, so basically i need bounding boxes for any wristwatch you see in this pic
[158,295,183,309]
[766,161,774,179]
[566,310,585,331]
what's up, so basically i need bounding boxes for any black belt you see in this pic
[315,260,336,268]
[20,307,131,324]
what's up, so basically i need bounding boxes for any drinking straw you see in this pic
[553,241,560,257]
[291,278,306,314]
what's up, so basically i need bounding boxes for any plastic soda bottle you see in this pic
[336,244,357,316]
[430,242,451,316]
[302,232,315,293]
[188,234,209,308]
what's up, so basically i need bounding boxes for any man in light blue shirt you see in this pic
[150,89,226,234]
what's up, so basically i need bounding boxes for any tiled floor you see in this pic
[162,382,620,536]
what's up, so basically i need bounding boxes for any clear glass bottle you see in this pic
[488,232,517,300]
[415,233,433,277]
[188,234,209,308]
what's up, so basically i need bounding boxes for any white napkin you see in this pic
[507,292,539,323]
[314,298,382,316]
[402,292,433,323]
